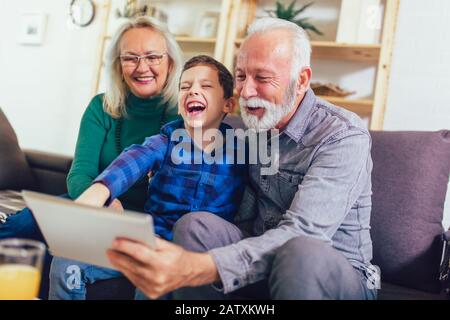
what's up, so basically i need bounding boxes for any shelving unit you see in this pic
[175,36,217,44]
[235,38,381,62]
[318,96,373,117]
[92,0,233,96]
[229,0,400,129]
[92,0,400,130]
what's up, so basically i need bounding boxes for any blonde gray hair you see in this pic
[103,16,182,118]
[246,17,311,82]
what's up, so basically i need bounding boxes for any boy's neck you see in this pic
[185,122,223,153]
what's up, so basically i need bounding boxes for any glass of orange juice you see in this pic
[0,238,45,300]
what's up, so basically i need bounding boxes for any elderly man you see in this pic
[107,17,377,300]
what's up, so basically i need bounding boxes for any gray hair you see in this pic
[246,17,311,81]
[103,16,182,118]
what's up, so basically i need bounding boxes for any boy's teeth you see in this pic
[187,102,205,108]
[186,102,206,114]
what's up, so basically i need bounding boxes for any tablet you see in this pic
[22,190,155,270]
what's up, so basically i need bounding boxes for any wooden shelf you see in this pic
[94,0,399,128]
[318,96,373,116]
[235,39,381,62]
[175,36,216,44]
[312,41,381,62]
[104,36,217,44]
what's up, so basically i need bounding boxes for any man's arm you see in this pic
[108,238,220,299]
[107,131,372,298]
[209,131,372,293]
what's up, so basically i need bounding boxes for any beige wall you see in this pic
[0,0,105,156]
[383,0,450,228]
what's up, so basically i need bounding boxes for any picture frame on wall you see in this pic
[18,13,47,45]
[336,0,383,44]
[194,11,219,38]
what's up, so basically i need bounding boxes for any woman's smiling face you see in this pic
[119,27,171,98]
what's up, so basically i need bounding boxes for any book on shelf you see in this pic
[336,0,383,44]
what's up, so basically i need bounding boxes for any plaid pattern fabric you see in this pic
[95,120,247,240]
[0,190,27,223]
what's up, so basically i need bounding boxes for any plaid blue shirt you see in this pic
[94,119,247,240]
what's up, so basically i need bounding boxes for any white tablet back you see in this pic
[22,190,155,270]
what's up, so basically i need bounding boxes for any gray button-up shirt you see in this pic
[210,89,374,294]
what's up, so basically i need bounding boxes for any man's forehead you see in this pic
[236,35,292,68]
[241,30,291,52]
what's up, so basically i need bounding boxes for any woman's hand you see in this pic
[107,237,220,299]
[108,199,124,211]
[75,183,111,207]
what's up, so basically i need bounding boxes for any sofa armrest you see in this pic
[23,149,73,196]
[24,150,72,173]
[440,230,450,296]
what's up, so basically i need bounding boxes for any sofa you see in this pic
[1,108,449,300]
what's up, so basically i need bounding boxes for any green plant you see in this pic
[266,0,323,36]
[116,0,148,19]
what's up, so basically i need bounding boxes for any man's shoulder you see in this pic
[303,96,370,145]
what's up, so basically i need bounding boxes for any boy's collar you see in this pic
[161,119,234,154]
[161,119,233,139]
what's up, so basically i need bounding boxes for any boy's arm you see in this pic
[92,134,168,204]
[75,183,111,207]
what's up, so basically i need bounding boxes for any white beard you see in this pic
[239,84,298,132]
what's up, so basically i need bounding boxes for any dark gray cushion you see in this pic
[224,113,246,129]
[0,108,35,190]
[378,282,448,300]
[370,130,450,293]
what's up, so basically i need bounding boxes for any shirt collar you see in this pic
[284,88,316,143]
[126,92,166,118]
[161,119,232,142]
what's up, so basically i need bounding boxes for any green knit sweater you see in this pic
[67,93,180,211]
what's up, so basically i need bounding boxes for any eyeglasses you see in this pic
[119,52,168,68]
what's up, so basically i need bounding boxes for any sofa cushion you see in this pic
[0,108,35,190]
[370,130,450,293]
[224,114,246,129]
[378,282,448,300]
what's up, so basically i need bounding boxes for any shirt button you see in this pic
[233,279,240,287]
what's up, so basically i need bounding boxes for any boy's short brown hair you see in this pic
[181,55,234,99]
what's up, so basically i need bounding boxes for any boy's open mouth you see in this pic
[186,101,206,116]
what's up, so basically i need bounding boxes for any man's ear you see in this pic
[223,97,236,114]
[296,67,312,95]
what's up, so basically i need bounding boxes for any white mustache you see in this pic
[239,97,280,110]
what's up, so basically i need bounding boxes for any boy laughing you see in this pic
[49,55,247,300]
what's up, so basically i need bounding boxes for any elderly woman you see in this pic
[68,16,181,212]
[0,16,183,298]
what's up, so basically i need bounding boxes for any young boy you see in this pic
[49,55,247,300]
